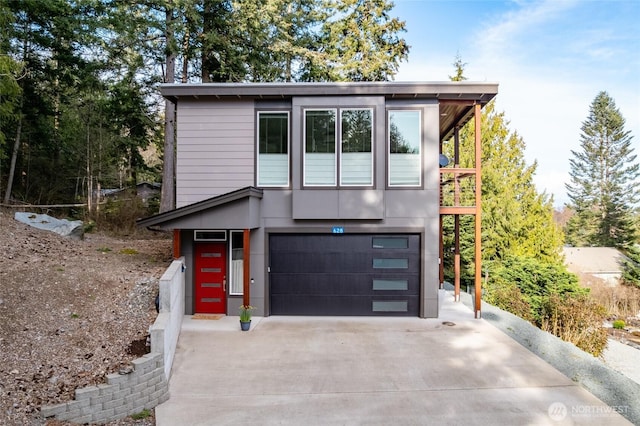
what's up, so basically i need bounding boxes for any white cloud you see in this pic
[394,0,640,207]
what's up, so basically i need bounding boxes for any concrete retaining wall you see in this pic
[41,258,186,423]
[150,257,186,379]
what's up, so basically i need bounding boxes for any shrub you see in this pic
[130,409,151,420]
[579,273,640,319]
[539,293,608,357]
[91,195,152,236]
[487,255,586,321]
[612,319,626,330]
[482,280,532,322]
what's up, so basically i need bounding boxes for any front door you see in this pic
[195,242,227,314]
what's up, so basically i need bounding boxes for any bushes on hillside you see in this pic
[91,195,157,235]
[540,293,609,357]
[484,255,608,356]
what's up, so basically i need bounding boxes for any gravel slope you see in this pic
[0,210,172,425]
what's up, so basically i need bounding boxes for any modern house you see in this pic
[138,82,498,318]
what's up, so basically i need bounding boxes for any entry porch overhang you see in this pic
[137,186,263,231]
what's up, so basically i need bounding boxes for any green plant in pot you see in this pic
[239,305,254,331]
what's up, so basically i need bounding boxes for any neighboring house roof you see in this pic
[563,247,627,274]
[160,81,499,142]
[137,186,263,230]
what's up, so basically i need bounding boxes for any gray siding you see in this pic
[174,96,443,317]
[176,100,255,207]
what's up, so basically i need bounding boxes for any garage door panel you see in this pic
[270,252,374,273]
[271,273,419,295]
[271,252,421,274]
[270,294,419,316]
[269,234,420,316]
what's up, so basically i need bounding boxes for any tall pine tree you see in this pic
[565,91,639,249]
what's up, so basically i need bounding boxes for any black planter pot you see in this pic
[240,320,251,331]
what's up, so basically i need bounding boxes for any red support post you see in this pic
[243,229,250,307]
[172,229,180,259]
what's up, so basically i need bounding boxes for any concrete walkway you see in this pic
[156,291,631,425]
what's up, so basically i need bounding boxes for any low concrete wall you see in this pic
[40,353,169,423]
[41,258,186,423]
[150,257,186,379]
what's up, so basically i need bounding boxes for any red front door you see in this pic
[195,242,227,314]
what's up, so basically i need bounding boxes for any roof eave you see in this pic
[137,186,263,228]
[160,81,499,103]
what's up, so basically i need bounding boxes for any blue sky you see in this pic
[391,0,640,207]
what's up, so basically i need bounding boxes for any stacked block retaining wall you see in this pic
[41,258,186,423]
[40,353,169,424]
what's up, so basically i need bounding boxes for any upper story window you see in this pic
[388,110,421,186]
[304,108,373,187]
[304,109,336,186]
[257,111,289,187]
[341,109,373,186]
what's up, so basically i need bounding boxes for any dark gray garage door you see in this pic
[269,234,420,316]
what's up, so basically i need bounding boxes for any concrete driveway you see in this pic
[156,291,631,425]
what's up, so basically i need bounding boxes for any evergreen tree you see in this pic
[565,91,639,249]
[0,3,22,167]
[442,101,564,272]
[318,0,409,81]
[622,247,640,288]
[442,57,563,283]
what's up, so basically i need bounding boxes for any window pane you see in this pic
[372,237,408,249]
[258,112,289,186]
[373,258,409,269]
[230,231,244,295]
[389,110,421,186]
[194,230,227,241]
[373,279,409,291]
[305,110,336,185]
[372,300,408,312]
[341,109,373,186]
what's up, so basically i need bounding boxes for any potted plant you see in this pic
[239,305,254,331]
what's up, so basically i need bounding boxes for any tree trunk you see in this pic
[4,112,23,204]
[160,0,176,213]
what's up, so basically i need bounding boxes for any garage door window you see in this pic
[373,258,409,269]
[373,279,409,290]
[372,301,408,312]
[373,237,408,249]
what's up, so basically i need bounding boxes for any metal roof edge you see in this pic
[159,81,499,100]
[137,186,263,228]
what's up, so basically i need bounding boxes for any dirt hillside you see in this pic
[0,210,172,425]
